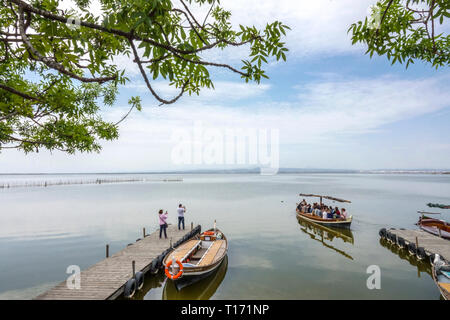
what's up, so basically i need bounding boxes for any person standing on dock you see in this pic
[159,209,168,239]
[177,204,186,230]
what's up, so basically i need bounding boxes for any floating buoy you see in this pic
[407,242,417,255]
[123,278,136,298]
[150,259,159,274]
[397,237,406,249]
[416,247,427,260]
[165,260,183,280]
[385,231,393,242]
[135,271,144,290]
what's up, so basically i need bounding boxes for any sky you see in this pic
[1,0,450,173]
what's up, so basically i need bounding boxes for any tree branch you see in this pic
[129,39,188,105]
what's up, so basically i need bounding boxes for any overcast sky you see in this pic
[1,0,450,173]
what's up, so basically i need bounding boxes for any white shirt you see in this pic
[177,207,185,217]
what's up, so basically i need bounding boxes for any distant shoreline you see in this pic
[1,169,450,175]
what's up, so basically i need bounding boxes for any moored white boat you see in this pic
[163,224,228,290]
[431,255,450,300]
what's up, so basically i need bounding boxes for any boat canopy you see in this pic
[299,193,351,203]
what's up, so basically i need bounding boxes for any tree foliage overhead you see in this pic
[0,0,289,153]
[349,0,449,68]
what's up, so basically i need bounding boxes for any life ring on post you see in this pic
[165,260,184,280]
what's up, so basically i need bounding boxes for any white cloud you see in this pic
[2,74,447,172]
[58,0,381,76]
[124,80,270,102]
[110,74,450,146]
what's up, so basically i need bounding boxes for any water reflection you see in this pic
[378,238,432,278]
[296,216,355,260]
[131,255,228,300]
[128,272,165,300]
[163,255,228,300]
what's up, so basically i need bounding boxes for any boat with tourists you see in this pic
[296,193,353,229]
[163,222,228,290]
[416,211,450,240]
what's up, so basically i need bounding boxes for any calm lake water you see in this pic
[0,173,449,300]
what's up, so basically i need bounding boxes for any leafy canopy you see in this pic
[0,0,289,153]
[349,0,449,68]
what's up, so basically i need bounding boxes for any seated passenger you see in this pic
[327,209,333,219]
[335,207,340,216]
[341,208,347,219]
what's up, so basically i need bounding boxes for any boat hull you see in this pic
[172,256,226,291]
[296,209,352,229]
[163,228,228,289]
[418,218,450,240]
[432,262,450,300]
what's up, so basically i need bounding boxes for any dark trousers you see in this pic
[178,216,185,230]
[159,224,167,238]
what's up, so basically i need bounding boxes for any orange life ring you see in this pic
[165,259,184,280]
[203,231,214,236]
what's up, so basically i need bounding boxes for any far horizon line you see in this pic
[1,168,450,175]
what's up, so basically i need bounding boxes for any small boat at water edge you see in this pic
[163,255,228,299]
[416,212,450,240]
[431,255,450,300]
[163,224,228,290]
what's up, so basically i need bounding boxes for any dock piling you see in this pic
[143,228,146,238]
[106,244,109,258]
[132,260,136,279]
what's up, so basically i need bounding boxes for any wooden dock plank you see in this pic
[198,240,225,266]
[35,224,199,300]
[388,228,450,261]
[168,240,200,261]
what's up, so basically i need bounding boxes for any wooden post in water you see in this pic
[106,244,109,258]
[132,260,136,279]
[438,229,442,238]
[143,228,146,238]
[191,222,193,231]
[415,237,419,251]
[170,237,172,248]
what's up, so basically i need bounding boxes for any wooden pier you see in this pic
[380,228,450,261]
[35,224,200,300]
